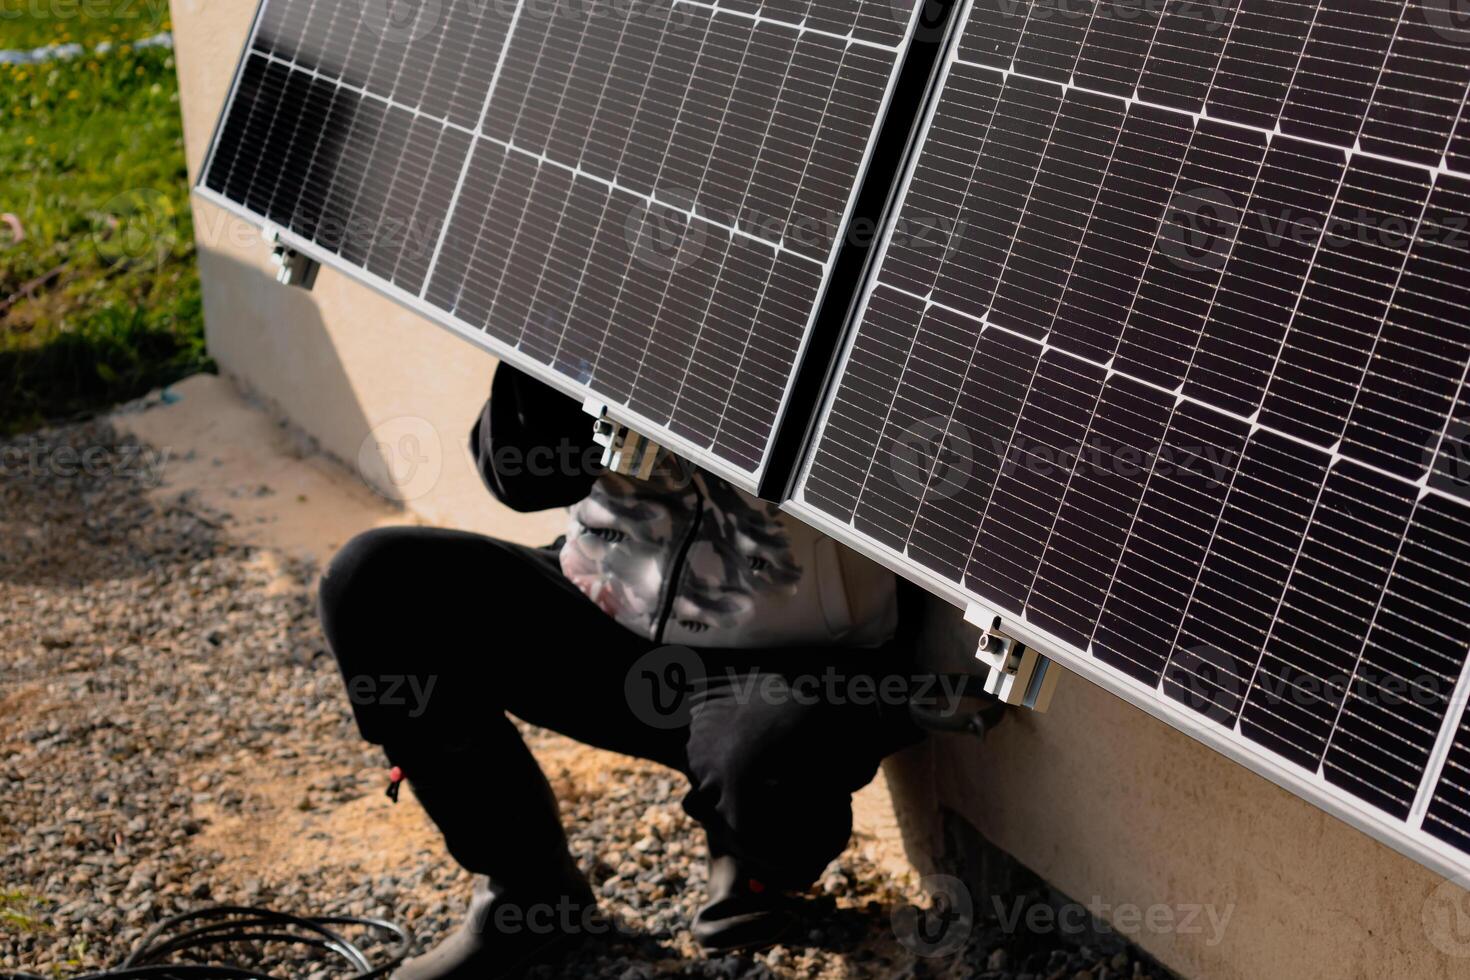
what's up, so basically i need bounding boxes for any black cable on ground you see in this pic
[1,906,412,980]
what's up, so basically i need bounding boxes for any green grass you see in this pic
[0,889,48,935]
[1,1,210,434]
[1,0,171,49]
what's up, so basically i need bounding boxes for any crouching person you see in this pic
[318,364,923,979]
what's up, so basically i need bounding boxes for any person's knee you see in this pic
[686,701,861,887]
[689,699,815,801]
[689,695,885,813]
[320,526,412,607]
[318,526,427,676]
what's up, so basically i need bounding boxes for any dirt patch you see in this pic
[2,418,1168,980]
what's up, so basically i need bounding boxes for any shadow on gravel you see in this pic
[0,421,213,589]
[2,420,1176,980]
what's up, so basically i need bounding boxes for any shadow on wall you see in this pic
[880,592,1011,881]
[181,205,1470,980]
[0,245,364,590]
[888,576,1470,980]
[191,240,392,498]
[187,214,559,544]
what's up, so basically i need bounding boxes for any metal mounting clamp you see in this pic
[964,604,1061,712]
[584,399,661,480]
[263,227,319,290]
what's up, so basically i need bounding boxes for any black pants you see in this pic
[318,526,922,892]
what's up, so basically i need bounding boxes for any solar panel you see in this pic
[196,0,940,489]
[792,0,1470,878]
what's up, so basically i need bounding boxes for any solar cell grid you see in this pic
[201,0,930,480]
[799,0,1470,873]
[200,0,1470,881]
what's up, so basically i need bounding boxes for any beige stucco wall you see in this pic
[169,0,564,547]
[169,3,1469,977]
[902,601,1470,980]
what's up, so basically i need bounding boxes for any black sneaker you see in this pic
[392,874,597,980]
[691,856,797,954]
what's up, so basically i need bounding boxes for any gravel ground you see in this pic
[1,419,1171,980]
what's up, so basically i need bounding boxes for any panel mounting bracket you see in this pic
[965,604,1061,712]
[263,227,319,290]
[583,399,661,480]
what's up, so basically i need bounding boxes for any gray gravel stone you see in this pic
[2,420,1171,980]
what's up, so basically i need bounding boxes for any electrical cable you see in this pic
[1,906,412,980]
[907,673,1009,738]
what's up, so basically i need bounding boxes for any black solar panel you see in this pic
[200,0,1470,880]
[198,0,929,486]
[796,0,1470,876]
